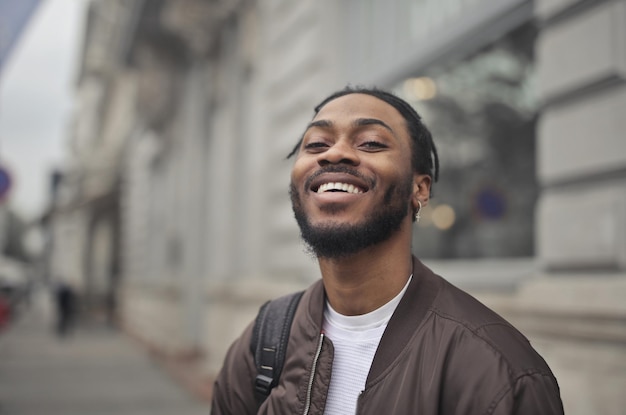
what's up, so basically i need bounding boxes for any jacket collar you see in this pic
[368,256,441,382]
[305,256,442,381]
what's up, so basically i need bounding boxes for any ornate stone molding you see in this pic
[161,0,243,57]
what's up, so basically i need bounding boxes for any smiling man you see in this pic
[211,86,564,415]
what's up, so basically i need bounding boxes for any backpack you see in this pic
[249,290,305,403]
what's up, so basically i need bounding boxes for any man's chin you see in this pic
[299,218,401,259]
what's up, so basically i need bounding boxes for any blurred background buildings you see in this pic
[2,0,625,413]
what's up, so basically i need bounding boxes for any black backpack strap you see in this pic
[250,290,304,403]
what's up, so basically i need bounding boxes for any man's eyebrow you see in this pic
[305,119,333,131]
[353,118,394,133]
[305,118,394,133]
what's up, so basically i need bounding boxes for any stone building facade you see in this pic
[55,0,626,412]
[522,0,626,412]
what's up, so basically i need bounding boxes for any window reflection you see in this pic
[397,23,537,259]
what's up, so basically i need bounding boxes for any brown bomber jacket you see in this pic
[211,257,564,415]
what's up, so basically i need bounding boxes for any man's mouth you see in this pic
[306,168,372,196]
[315,182,364,194]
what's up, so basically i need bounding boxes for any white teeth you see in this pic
[316,182,363,194]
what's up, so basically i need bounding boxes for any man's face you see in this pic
[290,93,417,258]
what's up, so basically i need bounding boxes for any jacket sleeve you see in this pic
[211,322,258,415]
[491,371,564,415]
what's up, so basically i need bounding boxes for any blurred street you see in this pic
[0,296,210,415]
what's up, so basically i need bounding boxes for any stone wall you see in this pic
[513,0,626,413]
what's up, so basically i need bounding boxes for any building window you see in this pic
[396,23,537,259]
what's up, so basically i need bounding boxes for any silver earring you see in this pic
[415,200,422,223]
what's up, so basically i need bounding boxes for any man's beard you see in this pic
[289,174,413,259]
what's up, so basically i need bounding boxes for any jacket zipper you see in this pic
[303,332,325,415]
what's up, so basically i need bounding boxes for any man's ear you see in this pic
[412,174,432,211]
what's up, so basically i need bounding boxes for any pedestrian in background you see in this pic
[54,280,77,337]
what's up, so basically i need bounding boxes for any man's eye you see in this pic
[304,142,328,151]
[361,141,387,150]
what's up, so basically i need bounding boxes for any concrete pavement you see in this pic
[0,300,210,415]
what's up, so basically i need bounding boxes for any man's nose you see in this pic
[317,141,360,166]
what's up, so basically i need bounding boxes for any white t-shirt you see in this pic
[321,276,412,415]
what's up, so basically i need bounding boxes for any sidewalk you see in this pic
[0,301,210,415]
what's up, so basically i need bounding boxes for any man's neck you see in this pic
[318,231,413,316]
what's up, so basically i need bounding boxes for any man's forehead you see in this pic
[313,93,404,124]
[311,93,407,134]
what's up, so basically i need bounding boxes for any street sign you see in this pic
[0,165,12,202]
